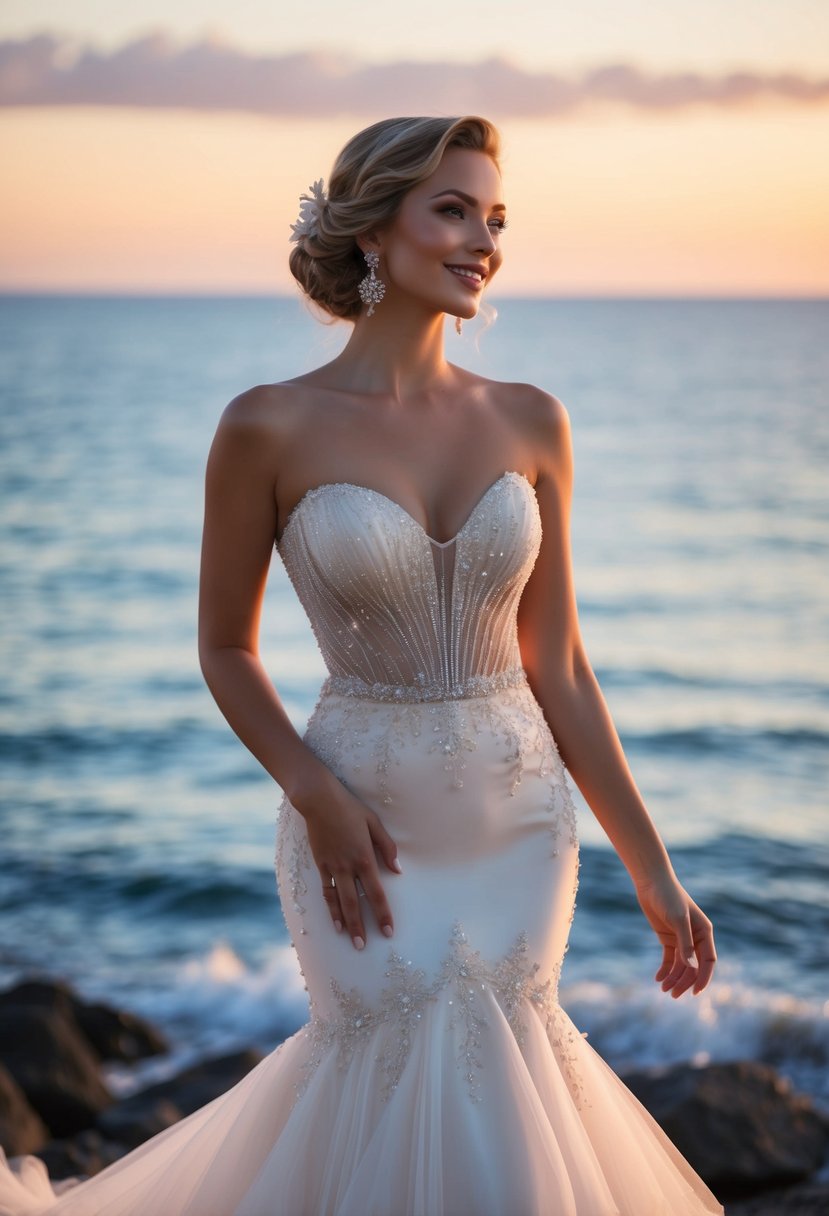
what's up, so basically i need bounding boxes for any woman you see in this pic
[0,116,722,1215]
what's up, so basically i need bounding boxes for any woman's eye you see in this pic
[490,218,509,232]
[441,206,509,233]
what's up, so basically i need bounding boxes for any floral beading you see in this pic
[291,920,586,1110]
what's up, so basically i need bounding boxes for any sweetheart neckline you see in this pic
[277,470,535,550]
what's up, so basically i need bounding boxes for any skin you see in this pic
[198,145,717,997]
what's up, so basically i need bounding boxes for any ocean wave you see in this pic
[101,941,829,1109]
[566,973,829,1107]
[624,723,829,755]
[0,721,209,765]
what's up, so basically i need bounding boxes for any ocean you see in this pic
[0,293,826,1105]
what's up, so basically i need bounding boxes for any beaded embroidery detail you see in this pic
[297,676,579,847]
[276,472,541,701]
[292,920,586,1109]
[323,663,527,704]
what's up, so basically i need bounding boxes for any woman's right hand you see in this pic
[289,767,402,950]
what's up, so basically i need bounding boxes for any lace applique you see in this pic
[299,678,579,850]
[292,920,585,1110]
[275,794,311,934]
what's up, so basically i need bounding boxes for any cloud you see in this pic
[2,30,828,117]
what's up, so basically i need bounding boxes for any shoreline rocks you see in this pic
[1,976,827,1210]
[622,1060,829,1199]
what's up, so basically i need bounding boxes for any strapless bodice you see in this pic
[276,471,541,700]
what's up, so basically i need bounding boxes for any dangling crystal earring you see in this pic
[358,250,386,316]
[455,316,463,336]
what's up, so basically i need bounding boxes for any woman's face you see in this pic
[373,146,506,319]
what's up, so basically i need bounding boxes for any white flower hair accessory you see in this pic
[289,178,327,244]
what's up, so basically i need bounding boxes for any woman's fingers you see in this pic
[305,787,401,949]
[367,811,403,876]
[654,943,673,983]
[333,867,368,950]
[358,862,395,941]
[668,958,699,999]
[657,910,717,998]
[692,919,718,995]
[320,871,343,932]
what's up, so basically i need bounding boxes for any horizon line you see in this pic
[1,288,826,303]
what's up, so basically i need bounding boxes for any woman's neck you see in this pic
[327,304,456,401]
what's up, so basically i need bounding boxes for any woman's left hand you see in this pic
[633,870,717,998]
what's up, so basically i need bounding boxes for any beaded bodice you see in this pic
[276,471,541,700]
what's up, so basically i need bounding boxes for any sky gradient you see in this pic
[2,3,827,296]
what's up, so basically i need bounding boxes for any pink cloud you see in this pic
[2,31,827,116]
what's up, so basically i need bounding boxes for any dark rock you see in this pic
[0,1006,112,1137]
[125,1049,263,1117]
[0,979,167,1062]
[726,1181,829,1214]
[37,1129,128,1182]
[623,1060,829,1198]
[96,1096,182,1149]
[75,1000,167,1063]
[0,1063,48,1155]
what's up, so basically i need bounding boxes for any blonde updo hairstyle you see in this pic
[288,116,501,321]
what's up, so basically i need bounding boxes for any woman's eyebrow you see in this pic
[429,188,506,212]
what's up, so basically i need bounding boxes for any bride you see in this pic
[0,116,723,1215]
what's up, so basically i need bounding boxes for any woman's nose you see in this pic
[471,223,497,254]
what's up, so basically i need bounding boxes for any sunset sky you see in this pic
[1,0,827,296]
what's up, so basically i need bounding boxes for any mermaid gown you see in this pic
[0,471,724,1215]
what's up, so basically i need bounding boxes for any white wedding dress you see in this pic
[0,471,724,1215]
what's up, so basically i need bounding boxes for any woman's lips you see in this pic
[445,266,485,290]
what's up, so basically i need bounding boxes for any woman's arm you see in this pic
[198,388,400,949]
[517,392,716,998]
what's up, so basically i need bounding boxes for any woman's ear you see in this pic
[356,230,383,258]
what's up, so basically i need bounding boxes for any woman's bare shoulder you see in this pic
[455,367,566,418]
[212,381,338,474]
[218,380,323,432]
[464,373,569,448]
[494,378,566,421]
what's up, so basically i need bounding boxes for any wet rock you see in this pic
[0,1006,112,1137]
[0,979,167,1062]
[726,1181,829,1214]
[0,1063,48,1155]
[125,1049,264,1117]
[96,1095,183,1149]
[37,1129,128,1182]
[623,1060,829,1198]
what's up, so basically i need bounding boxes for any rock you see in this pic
[0,1006,112,1137]
[623,1060,829,1198]
[76,1000,168,1062]
[0,979,167,1062]
[0,1063,48,1155]
[96,1096,183,1149]
[37,1129,128,1182]
[726,1181,829,1214]
[124,1049,264,1117]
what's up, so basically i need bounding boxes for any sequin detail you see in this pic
[276,472,541,700]
[299,678,579,850]
[322,663,527,704]
[293,921,585,1109]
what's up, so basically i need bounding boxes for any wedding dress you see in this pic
[0,471,724,1215]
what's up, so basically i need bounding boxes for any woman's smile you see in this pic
[445,263,487,289]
